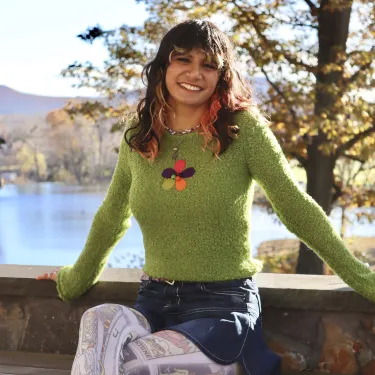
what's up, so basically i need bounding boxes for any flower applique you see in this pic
[161,159,195,191]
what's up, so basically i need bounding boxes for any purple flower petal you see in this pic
[162,168,176,178]
[180,167,195,178]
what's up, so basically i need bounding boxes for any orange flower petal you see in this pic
[175,178,186,191]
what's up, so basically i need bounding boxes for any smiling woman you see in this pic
[37,19,284,375]
[35,18,375,375]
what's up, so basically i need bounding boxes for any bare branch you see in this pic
[304,0,318,12]
[260,66,298,125]
[290,151,307,167]
[266,12,318,30]
[332,182,343,203]
[346,47,375,84]
[232,0,316,74]
[351,163,366,183]
[343,153,367,163]
[291,22,318,30]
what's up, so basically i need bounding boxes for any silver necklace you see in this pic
[171,135,190,161]
[163,123,201,135]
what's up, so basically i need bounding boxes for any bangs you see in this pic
[162,20,227,69]
[168,47,224,69]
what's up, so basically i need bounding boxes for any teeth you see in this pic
[180,83,202,91]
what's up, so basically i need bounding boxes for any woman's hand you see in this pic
[36,267,60,282]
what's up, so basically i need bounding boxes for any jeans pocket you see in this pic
[199,282,248,311]
[200,282,247,298]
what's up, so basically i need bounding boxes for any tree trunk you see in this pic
[296,0,352,274]
[33,147,41,182]
[340,207,347,239]
[296,142,335,274]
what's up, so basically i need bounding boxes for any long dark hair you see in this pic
[125,19,259,161]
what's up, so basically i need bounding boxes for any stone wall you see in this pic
[1,265,375,374]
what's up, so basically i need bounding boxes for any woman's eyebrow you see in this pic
[173,51,216,64]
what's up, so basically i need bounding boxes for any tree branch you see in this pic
[232,0,316,74]
[332,182,343,203]
[260,66,299,125]
[351,163,366,183]
[290,151,307,167]
[336,123,375,157]
[304,0,318,12]
[266,12,318,30]
[346,47,375,84]
[342,153,366,163]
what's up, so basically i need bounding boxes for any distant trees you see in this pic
[0,113,119,184]
[45,107,119,183]
[0,122,7,152]
[16,144,47,181]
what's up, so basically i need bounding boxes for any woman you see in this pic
[37,20,375,375]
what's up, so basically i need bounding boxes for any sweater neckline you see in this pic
[163,129,200,138]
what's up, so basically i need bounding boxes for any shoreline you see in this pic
[258,236,375,256]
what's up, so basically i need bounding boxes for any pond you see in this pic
[0,182,372,269]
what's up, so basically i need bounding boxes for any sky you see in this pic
[0,0,149,97]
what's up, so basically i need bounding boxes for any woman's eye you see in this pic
[204,64,217,70]
[177,57,190,62]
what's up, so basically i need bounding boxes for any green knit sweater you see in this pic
[56,110,375,302]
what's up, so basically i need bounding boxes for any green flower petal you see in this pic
[162,179,175,190]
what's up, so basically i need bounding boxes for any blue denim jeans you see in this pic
[133,278,281,375]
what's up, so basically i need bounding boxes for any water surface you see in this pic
[0,182,372,268]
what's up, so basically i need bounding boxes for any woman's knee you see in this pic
[80,304,151,332]
[80,303,124,321]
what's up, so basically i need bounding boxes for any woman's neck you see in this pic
[166,102,207,131]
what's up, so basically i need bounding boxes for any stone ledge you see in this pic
[0,264,373,312]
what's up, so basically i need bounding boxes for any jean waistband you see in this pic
[140,272,176,285]
[140,272,255,288]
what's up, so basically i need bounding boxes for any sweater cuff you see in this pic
[56,265,74,301]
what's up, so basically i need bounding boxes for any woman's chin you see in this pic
[172,96,208,108]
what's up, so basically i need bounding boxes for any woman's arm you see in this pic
[56,132,133,301]
[238,110,375,302]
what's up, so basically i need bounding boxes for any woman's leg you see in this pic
[119,330,239,375]
[71,304,152,375]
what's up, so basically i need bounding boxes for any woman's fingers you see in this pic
[50,270,59,281]
[35,272,49,280]
[35,268,60,281]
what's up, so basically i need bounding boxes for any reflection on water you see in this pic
[0,182,372,268]
[0,182,145,268]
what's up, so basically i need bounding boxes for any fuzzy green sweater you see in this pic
[56,110,375,302]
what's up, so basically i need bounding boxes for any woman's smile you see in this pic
[178,82,204,92]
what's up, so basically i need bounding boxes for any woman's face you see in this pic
[165,48,220,109]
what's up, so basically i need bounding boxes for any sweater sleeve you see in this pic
[238,110,375,302]
[56,133,133,301]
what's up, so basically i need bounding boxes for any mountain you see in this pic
[0,86,92,115]
[0,78,269,117]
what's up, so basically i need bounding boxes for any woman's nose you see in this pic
[187,64,203,78]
